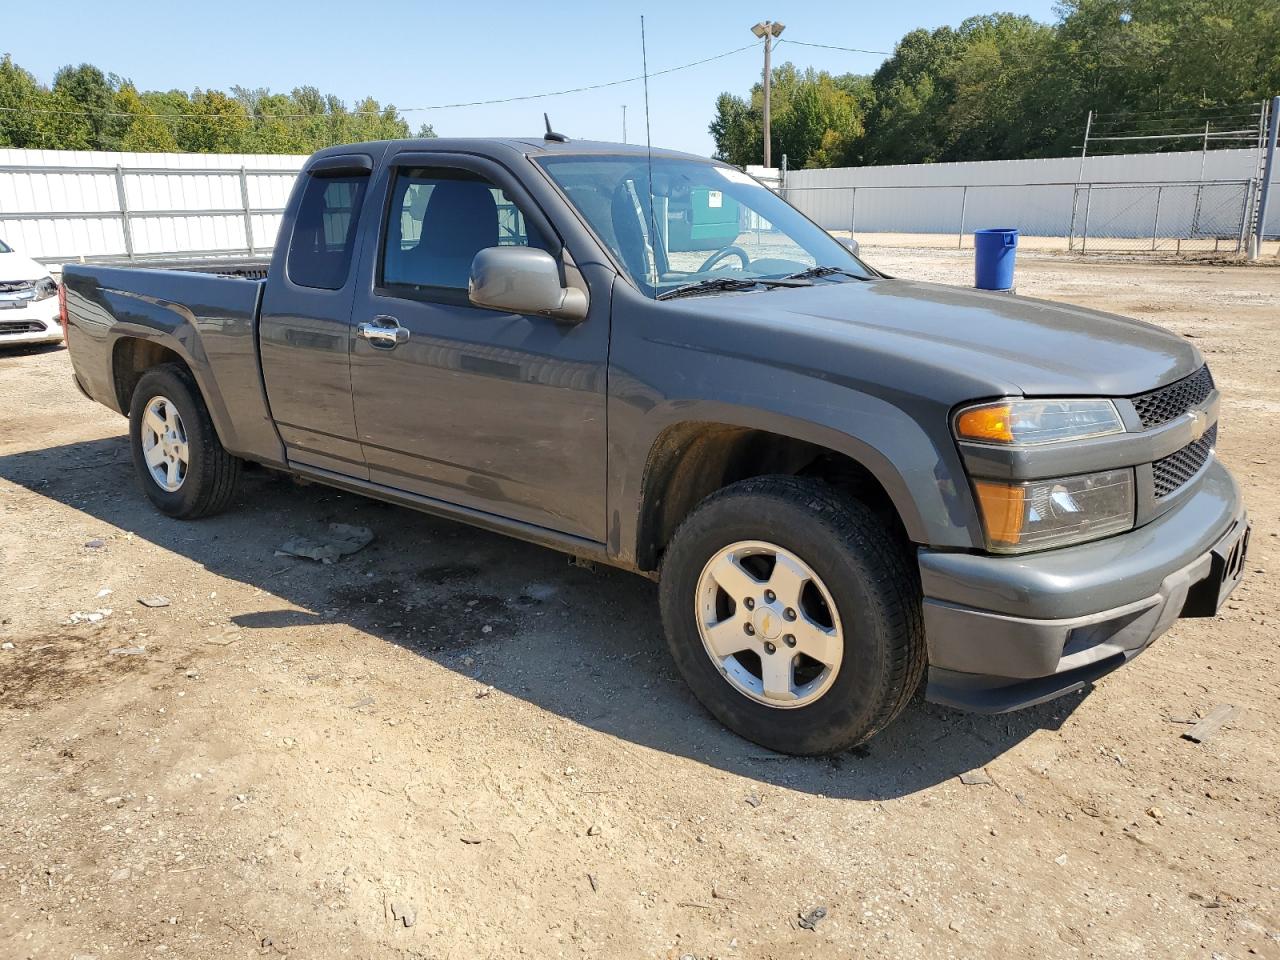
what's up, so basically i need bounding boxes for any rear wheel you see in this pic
[659,476,925,755]
[128,364,240,519]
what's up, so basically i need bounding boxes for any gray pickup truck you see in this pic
[63,134,1250,755]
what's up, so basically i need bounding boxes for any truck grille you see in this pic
[1152,424,1216,499]
[1132,365,1214,429]
[0,320,47,335]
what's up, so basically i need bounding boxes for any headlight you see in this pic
[32,277,58,302]
[955,398,1124,445]
[972,469,1134,553]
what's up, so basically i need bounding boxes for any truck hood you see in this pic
[0,251,51,283]
[678,278,1201,399]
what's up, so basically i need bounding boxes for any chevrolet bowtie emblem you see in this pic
[1188,409,1207,442]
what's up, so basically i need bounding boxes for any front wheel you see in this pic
[659,477,925,755]
[128,364,241,519]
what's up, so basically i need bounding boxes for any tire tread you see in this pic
[660,475,925,754]
[130,363,241,519]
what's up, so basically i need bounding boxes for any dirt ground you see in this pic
[1,248,1277,960]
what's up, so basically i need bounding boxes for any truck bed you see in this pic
[62,261,284,465]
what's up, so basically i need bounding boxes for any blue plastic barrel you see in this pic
[973,228,1019,291]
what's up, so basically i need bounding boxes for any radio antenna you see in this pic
[640,15,658,285]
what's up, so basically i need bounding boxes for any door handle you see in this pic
[357,315,409,347]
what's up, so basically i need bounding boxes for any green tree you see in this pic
[116,84,178,151]
[709,64,867,168]
[708,91,759,166]
[0,54,52,148]
[0,54,433,155]
[51,63,124,150]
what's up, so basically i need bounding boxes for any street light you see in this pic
[751,20,785,168]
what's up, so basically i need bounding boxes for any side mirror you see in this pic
[839,237,860,257]
[468,247,588,323]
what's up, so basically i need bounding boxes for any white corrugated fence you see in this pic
[0,148,306,263]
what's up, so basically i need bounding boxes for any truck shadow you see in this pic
[1,435,1087,800]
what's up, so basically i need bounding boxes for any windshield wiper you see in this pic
[655,276,811,301]
[782,265,871,282]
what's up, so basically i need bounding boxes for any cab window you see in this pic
[287,174,368,290]
[381,167,548,291]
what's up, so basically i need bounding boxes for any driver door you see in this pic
[347,153,609,542]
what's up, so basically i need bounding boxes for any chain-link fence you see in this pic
[784,178,1261,255]
[1067,180,1255,253]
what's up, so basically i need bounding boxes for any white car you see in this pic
[0,238,63,347]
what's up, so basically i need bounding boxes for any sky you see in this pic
[5,0,1061,156]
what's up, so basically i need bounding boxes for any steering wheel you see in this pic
[698,245,750,273]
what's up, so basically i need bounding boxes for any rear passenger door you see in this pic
[259,154,373,478]
[347,152,609,542]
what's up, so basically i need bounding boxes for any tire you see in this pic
[128,363,241,519]
[659,476,925,755]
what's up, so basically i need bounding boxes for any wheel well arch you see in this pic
[111,338,188,413]
[635,422,908,572]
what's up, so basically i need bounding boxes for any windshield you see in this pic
[536,155,872,298]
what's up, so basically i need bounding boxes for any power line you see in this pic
[399,40,762,111]
[774,38,892,56]
[0,40,763,124]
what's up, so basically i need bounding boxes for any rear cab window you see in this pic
[287,173,369,290]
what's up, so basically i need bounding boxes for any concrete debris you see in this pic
[108,867,131,883]
[275,523,374,564]
[959,768,994,785]
[586,824,601,837]
[66,608,112,625]
[798,906,828,931]
[84,539,105,549]
[109,646,146,656]
[745,793,762,808]
[138,595,171,608]
[1182,704,1240,744]
[390,902,416,928]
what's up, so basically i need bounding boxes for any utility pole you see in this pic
[751,20,785,169]
[622,104,627,143]
[1251,95,1279,261]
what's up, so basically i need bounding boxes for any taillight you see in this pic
[58,281,68,340]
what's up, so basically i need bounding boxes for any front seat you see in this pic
[405,180,499,288]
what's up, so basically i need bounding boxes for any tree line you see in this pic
[711,0,1280,169]
[0,56,435,154]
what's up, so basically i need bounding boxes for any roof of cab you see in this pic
[307,136,714,166]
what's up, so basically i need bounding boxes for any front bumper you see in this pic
[920,459,1248,712]
[0,300,62,346]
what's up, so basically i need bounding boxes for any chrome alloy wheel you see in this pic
[695,540,844,708]
[140,395,189,492]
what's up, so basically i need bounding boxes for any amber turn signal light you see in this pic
[955,404,1014,443]
[972,480,1025,546]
